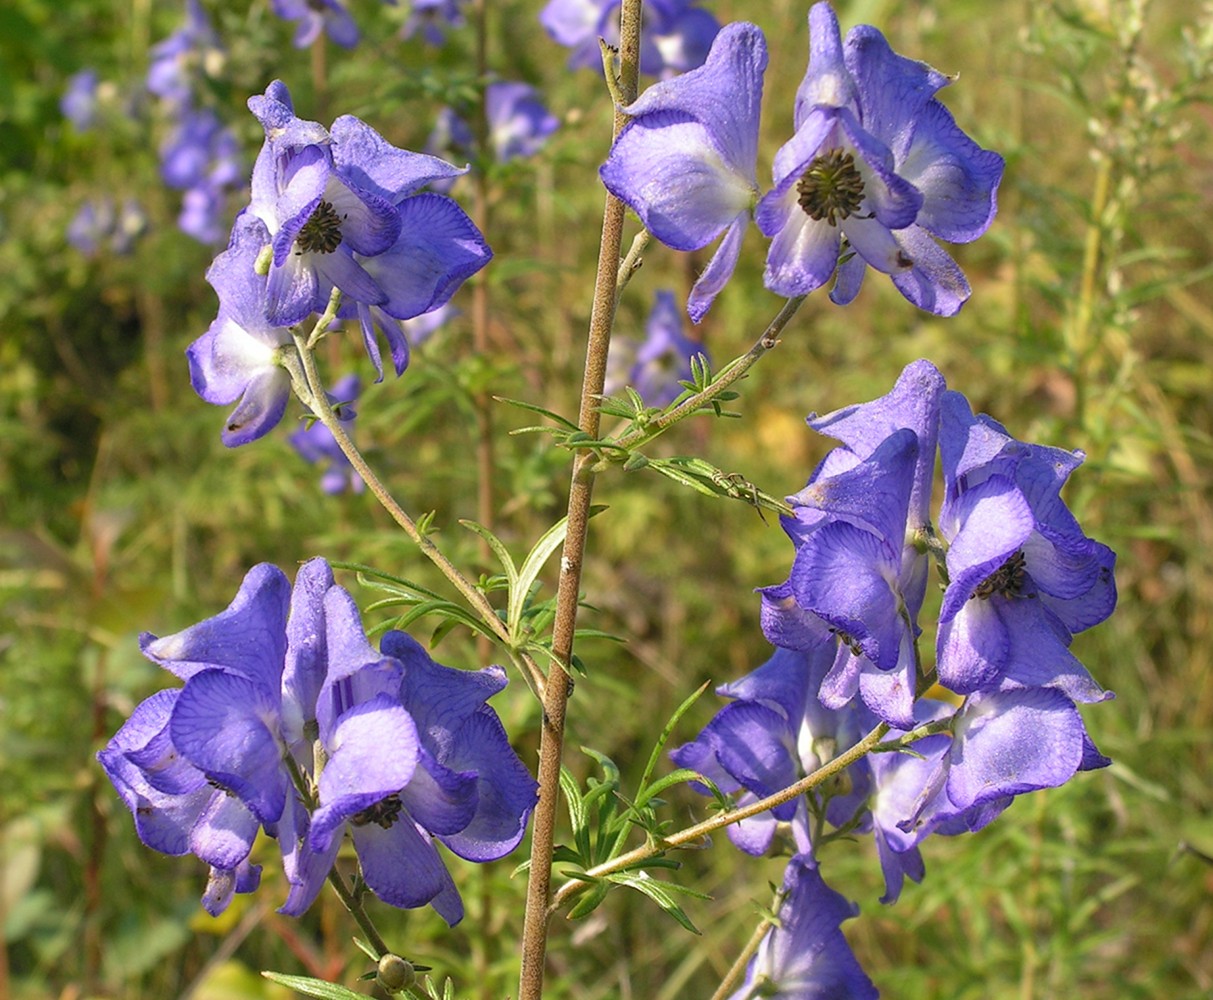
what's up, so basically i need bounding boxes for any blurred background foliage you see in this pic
[2,0,1212,997]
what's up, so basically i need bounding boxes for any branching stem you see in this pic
[548,719,894,914]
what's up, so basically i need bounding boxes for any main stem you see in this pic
[516,4,642,997]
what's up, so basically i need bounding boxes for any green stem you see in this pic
[549,719,896,914]
[516,3,643,998]
[615,296,805,453]
[287,328,548,696]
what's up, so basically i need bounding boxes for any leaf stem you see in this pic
[616,295,805,452]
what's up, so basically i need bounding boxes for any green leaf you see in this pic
[261,971,366,999]
[566,879,611,920]
[512,517,569,633]
[605,871,705,934]
[635,768,713,810]
[637,681,710,798]
[493,395,580,432]
[459,520,518,593]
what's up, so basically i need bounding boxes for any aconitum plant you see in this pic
[97,2,1119,998]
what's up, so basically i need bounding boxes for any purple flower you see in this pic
[762,429,921,727]
[728,854,878,1000]
[935,391,1117,696]
[271,0,359,49]
[61,69,99,130]
[67,199,114,256]
[599,21,767,322]
[607,289,704,406]
[403,0,466,45]
[99,558,537,921]
[540,0,719,79]
[97,688,264,916]
[67,198,148,257]
[147,0,222,106]
[758,3,1003,315]
[671,646,874,857]
[895,687,1112,847]
[486,82,559,162]
[244,81,490,359]
[288,373,365,494]
[187,214,294,446]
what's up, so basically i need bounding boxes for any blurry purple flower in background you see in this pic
[606,290,705,406]
[426,84,558,170]
[271,0,360,49]
[61,69,99,130]
[486,82,560,162]
[402,0,466,45]
[288,374,366,495]
[147,0,222,106]
[539,0,719,78]
[68,198,148,257]
[147,1,242,244]
[600,21,767,322]
[403,302,456,345]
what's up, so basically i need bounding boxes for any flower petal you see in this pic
[140,563,290,684]
[364,193,492,320]
[601,112,753,252]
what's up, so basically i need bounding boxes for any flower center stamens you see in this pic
[972,550,1027,600]
[295,200,344,255]
[796,149,866,226]
[351,792,404,829]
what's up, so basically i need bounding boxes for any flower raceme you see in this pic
[97,559,537,920]
[186,81,491,445]
[602,3,1003,319]
[674,360,1116,989]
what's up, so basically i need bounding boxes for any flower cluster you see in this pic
[602,3,1004,321]
[187,80,491,446]
[539,0,719,79]
[147,0,242,244]
[98,559,538,920]
[674,359,1116,994]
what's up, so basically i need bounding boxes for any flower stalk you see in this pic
[516,2,643,997]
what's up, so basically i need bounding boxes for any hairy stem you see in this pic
[516,3,642,998]
[549,719,896,913]
[615,295,805,452]
[709,885,786,1000]
[288,327,547,695]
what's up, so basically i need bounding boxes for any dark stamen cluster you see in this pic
[295,200,344,255]
[351,792,404,829]
[973,550,1028,600]
[796,148,866,226]
[830,626,864,658]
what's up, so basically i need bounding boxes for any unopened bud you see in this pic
[376,953,415,994]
